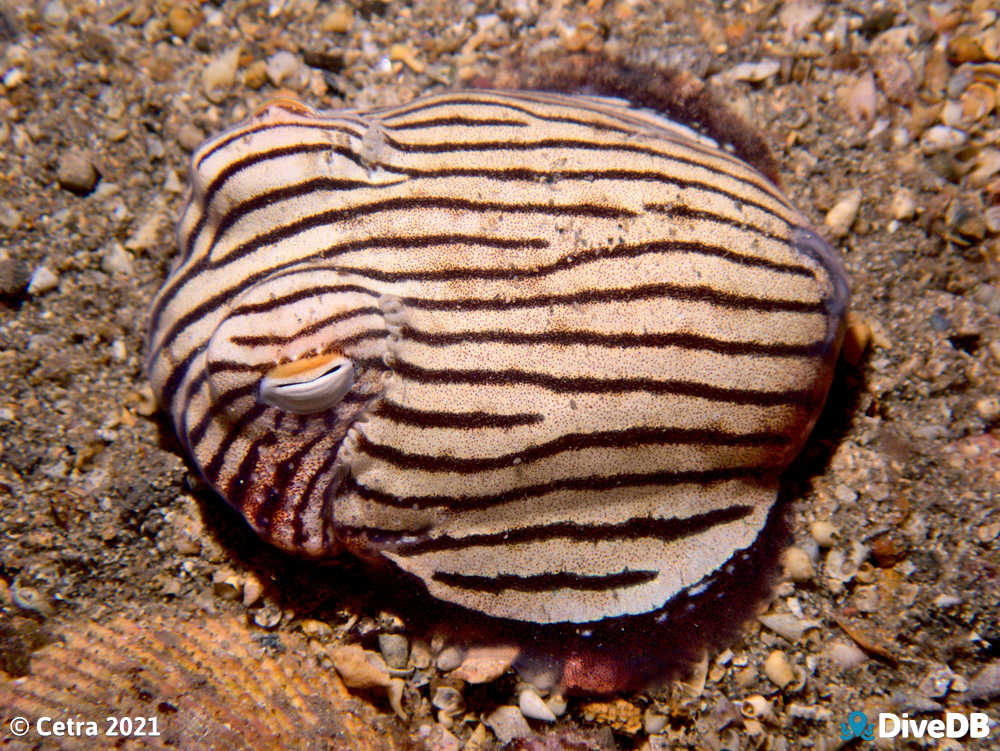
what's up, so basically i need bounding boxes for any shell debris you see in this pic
[0,612,409,751]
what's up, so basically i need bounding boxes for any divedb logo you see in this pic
[840,710,993,741]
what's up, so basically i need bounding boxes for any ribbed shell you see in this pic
[146,89,848,626]
[0,613,408,751]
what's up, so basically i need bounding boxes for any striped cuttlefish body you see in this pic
[147,87,848,633]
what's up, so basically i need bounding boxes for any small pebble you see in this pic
[167,3,200,39]
[0,257,31,297]
[241,574,264,607]
[432,686,465,714]
[933,593,962,608]
[177,123,205,152]
[450,646,516,683]
[643,708,668,734]
[408,639,431,669]
[320,5,354,33]
[101,242,134,276]
[960,83,996,124]
[758,613,807,642]
[377,633,409,669]
[946,35,986,65]
[890,188,917,220]
[389,43,425,74]
[917,665,955,698]
[920,125,967,155]
[975,397,1000,422]
[546,694,567,717]
[833,484,857,504]
[11,584,53,617]
[329,644,391,689]
[243,60,269,90]
[741,695,774,723]
[891,690,943,714]
[2,68,24,89]
[253,604,282,629]
[125,211,165,251]
[57,149,99,195]
[763,650,795,689]
[28,266,58,295]
[779,1,822,38]
[266,51,301,87]
[211,570,242,601]
[298,620,332,642]
[842,312,872,366]
[42,0,68,26]
[0,203,21,230]
[824,188,862,238]
[976,520,1000,543]
[203,45,241,103]
[782,546,814,582]
[518,687,556,722]
[970,148,1000,188]
[823,640,867,670]
[840,72,878,127]
[484,706,531,745]
[869,533,904,567]
[852,584,880,612]
[809,520,838,547]
[968,662,1000,701]
[722,59,780,82]
[436,645,464,672]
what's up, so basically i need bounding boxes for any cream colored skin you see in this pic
[147,92,848,625]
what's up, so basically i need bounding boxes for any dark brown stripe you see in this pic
[385,504,755,554]
[399,324,824,357]
[354,426,788,473]
[193,143,359,249]
[153,275,819,412]
[291,445,346,550]
[376,129,789,208]
[334,237,811,284]
[153,283,380,363]
[374,94,637,135]
[208,176,396,251]
[431,568,658,593]
[201,403,268,486]
[187,382,256,449]
[194,121,366,171]
[646,203,789,241]
[388,115,530,130]
[195,162,790,276]
[401,281,824,314]
[228,310,385,346]
[202,193,630,265]
[343,465,771,510]
[384,164,789,223]
[372,400,544,429]
[161,346,207,420]
[391,359,817,407]
[254,432,329,533]
[222,426,274,507]
[151,228,539,340]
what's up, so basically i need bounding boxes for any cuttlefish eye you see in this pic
[201,265,389,434]
[258,354,356,415]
